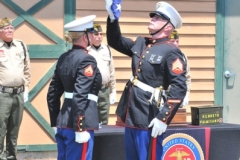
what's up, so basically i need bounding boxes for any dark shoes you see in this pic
[6,156,16,160]
[0,156,16,160]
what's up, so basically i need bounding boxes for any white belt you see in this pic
[130,76,154,93]
[64,92,98,102]
[130,76,165,110]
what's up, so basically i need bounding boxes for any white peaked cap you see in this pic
[64,15,96,32]
[150,2,182,29]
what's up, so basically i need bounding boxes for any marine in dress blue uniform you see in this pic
[47,15,102,160]
[105,1,187,160]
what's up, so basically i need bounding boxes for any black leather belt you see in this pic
[0,85,24,94]
[101,84,108,89]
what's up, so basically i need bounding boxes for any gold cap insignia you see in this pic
[0,17,12,28]
[93,23,102,32]
[157,2,162,9]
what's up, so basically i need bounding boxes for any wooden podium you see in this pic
[116,108,187,126]
[169,108,187,126]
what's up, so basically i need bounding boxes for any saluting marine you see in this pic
[47,15,102,160]
[105,0,187,159]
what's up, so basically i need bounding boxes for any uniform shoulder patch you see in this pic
[172,58,183,74]
[84,65,94,77]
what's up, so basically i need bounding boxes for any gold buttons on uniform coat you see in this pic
[163,118,166,121]
[134,51,137,54]
[142,55,145,59]
[138,69,141,72]
[135,76,138,79]
[139,62,142,65]
[169,106,172,109]
[152,40,156,43]
[166,112,168,115]
[146,51,149,54]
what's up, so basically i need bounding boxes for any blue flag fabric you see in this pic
[111,0,121,20]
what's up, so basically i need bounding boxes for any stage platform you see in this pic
[93,123,240,160]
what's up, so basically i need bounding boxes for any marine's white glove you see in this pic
[52,127,57,134]
[75,131,91,143]
[182,96,189,106]
[181,91,190,107]
[99,122,103,129]
[105,0,115,21]
[24,92,28,102]
[109,93,116,104]
[148,118,167,138]
[105,0,122,21]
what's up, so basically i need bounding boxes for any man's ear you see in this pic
[83,34,87,42]
[165,24,173,32]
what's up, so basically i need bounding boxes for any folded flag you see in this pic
[111,0,121,20]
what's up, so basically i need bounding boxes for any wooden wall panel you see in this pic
[76,0,216,124]
[98,23,216,34]
[77,11,216,23]
[76,1,215,12]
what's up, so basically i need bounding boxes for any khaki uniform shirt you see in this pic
[183,53,191,95]
[88,43,116,94]
[0,39,31,92]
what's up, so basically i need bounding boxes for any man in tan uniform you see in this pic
[169,30,191,107]
[0,17,30,160]
[88,23,116,125]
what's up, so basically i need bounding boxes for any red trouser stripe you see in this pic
[81,142,88,160]
[151,138,157,160]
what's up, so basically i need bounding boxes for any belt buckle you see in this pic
[132,78,138,86]
[101,84,107,89]
[13,87,18,94]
